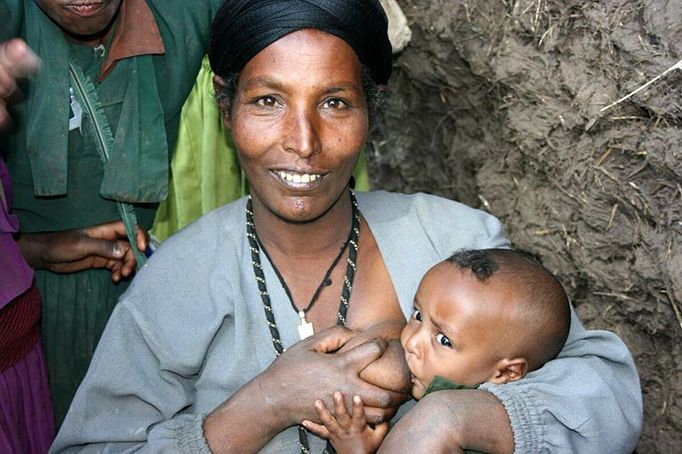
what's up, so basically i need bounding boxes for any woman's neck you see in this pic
[251,192,353,258]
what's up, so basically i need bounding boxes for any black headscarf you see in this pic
[209,0,392,84]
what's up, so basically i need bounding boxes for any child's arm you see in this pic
[302,392,389,454]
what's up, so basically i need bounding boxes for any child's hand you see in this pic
[302,391,389,454]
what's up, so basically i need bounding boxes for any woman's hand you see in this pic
[377,389,515,454]
[262,325,409,425]
[17,221,147,282]
[204,325,409,453]
[0,39,40,129]
[340,320,411,395]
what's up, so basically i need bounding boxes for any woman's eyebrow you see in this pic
[241,76,286,91]
[322,83,362,95]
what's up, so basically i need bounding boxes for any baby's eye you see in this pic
[412,309,422,322]
[322,98,348,110]
[436,333,452,348]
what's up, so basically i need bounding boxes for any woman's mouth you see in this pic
[273,170,324,190]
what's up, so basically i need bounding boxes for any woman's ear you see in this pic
[213,74,232,129]
[487,357,528,384]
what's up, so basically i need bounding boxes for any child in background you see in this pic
[303,248,571,453]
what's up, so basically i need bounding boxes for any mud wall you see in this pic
[369,1,681,451]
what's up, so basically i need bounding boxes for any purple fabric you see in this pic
[0,338,55,453]
[0,158,33,310]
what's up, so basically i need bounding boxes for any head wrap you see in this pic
[209,0,392,84]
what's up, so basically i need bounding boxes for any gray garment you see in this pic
[51,191,642,453]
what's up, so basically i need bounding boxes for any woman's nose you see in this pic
[283,109,321,158]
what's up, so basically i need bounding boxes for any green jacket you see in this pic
[1,0,222,232]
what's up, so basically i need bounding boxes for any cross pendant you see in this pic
[297,311,315,340]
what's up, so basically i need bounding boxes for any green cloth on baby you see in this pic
[424,375,479,393]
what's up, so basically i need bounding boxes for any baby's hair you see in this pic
[446,248,570,371]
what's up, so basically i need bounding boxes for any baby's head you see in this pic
[401,248,570,399]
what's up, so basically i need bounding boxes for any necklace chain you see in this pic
[245,191,360,454]
[256,216,352,322]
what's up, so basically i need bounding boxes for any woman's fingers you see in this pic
[337,337,387,372]
[307,325,356,353]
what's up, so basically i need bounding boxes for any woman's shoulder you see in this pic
[358,190,498,224]
[159,197,247,249]
[131,198,247,294]
[357,190,510,251]
[114,199,247,342]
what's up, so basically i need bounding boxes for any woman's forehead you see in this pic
[239,29,364,87]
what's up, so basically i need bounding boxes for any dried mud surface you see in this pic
[370,1,681,451]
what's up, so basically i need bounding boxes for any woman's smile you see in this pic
[271,169,325,191]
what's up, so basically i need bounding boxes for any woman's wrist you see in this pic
[204,375,291,453]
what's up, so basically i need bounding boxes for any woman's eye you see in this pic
[412,309,422,322]
[322,98,348,110]
[436,333,452,348]
[255,96,280,108]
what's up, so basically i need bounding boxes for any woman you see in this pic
[52,1,642,452]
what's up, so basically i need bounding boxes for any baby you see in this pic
[303,248,571,453]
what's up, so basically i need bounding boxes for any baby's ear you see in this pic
[488,357,528,384]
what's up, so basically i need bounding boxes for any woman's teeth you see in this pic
[277,171,320,184]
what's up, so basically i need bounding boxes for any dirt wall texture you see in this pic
[369,1,681,452]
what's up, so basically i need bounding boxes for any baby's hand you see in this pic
[302,391,388,454]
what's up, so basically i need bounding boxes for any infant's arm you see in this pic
[303,392,389,454]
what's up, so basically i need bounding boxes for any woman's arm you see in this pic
[204,325,408,453]
[379,309,642,453]
[51,307,407,453]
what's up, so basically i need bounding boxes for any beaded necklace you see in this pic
[245,191,361,453]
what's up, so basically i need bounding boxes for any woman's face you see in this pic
[226,29,369,223]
